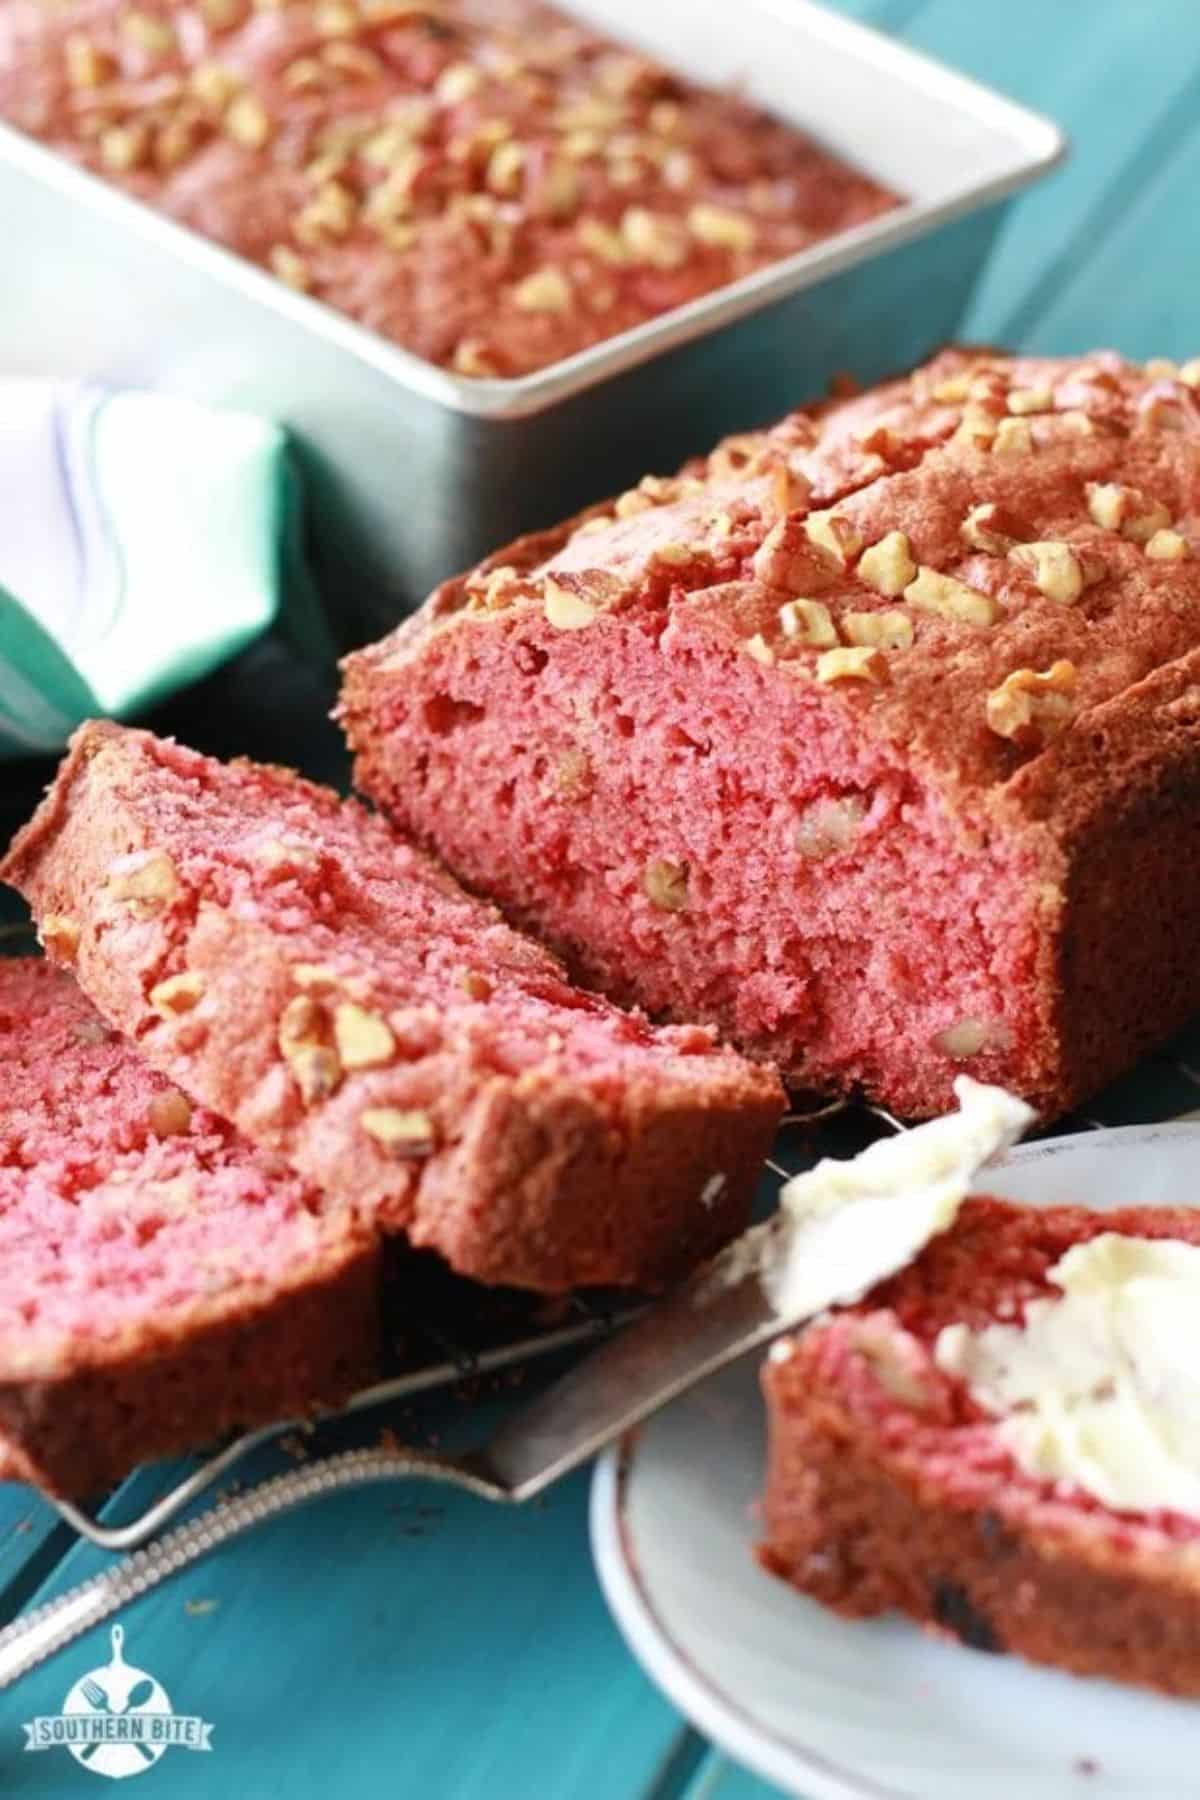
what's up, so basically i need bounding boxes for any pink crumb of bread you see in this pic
[759,1197,1200,1696]
[341,345,1200,1120]
[1,723,783,1294]
[0,958,378,1497]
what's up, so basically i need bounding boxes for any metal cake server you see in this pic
[0,1221,794,1688]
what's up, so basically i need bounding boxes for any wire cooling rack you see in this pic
[44,1031,1200,1555]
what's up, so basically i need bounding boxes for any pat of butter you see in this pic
[936,1234,1200,1515]
[763,1076,1036,1319]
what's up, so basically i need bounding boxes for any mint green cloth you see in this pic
[0,382,328,758]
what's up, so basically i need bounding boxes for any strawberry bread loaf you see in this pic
[760,1196,1200,1696]
[0,0,896,378]
[341,346,1200,1120]
[0,957,378,1497]
[2,722,782,1293]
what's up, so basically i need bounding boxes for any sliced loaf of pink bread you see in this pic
[0,957,378,1497]
[3,723,782,1293]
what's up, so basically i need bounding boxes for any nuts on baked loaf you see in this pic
[0,0,897,375]
[2,723,782,1293]
[341,348,1200,1119]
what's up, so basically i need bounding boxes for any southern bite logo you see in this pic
[22,1623,214,1780]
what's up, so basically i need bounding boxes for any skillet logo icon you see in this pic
[22,1623,214,1779]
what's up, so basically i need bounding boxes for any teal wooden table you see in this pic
[4,2,1200,1793]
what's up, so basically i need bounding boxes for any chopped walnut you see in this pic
[554,747,593,799]
[39,914,80,963]
[904,567,998,628]
[65,35,116,87]
[1140,391,1189,430]
[621,207,689,269]
[100,124,150,173]
[452,339,499,377]
[107,850,180,916]
[148,1089,194,1139]
[269,245,311,291]
[577,219,628,265]
[847,1317,937,1412]
[460,968,494,1001]
[805,509,862,568]
[191,60,242,107]
[1007,540,1083,605]
[842,609,913,650]
[768,461,811,519]
[744,632,775,665]
[486,139,525,197]
[1084,481,1171,540]
[544,579,597,630]
[150,972,205,1017]
[512,268,572,312]
[952,403,999,449]
[295,179,357,244]
[858,531,916,597]
[1006,386,1053,415]
[794,795,866,859]
[992,417,1034,455]
[752,519,825,591]
[1145,528,1190,561]
[643,857,689,912]
[436,60,482,104]
[333,1002,397,1070]
[360,1107,436,1155]
[931,373,972,403]
[293,963,342,993]
[1126,497,1173,543]
[934,1018,990,1058]
[225,92,273,149]
[200,0,248,25]
[324,40,383,78]
[815,646,886,684]
[121,10,177,54]
[985,661,1077,744]
[960,502,1018,554]
[1180,358,1200,388]
[278,996,342,1104]
[155,115,201,171]
[687,203,756,251]
[778,598,837,647]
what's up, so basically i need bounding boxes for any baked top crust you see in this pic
[0,0,896,375]
[354,347,1200,808]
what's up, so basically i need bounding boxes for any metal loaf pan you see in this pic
[0,0,1063,638]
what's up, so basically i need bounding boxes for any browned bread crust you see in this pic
[2,722,782,1295]
[342,347,1200,1118]
[0,1252,379,1499]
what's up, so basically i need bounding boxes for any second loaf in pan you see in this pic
[341,347,1200,1120]
[2,723,782,1293]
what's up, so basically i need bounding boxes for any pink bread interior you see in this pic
[342,346,1200,1118]
[2,725,782,1291]
[0,957,364,1376]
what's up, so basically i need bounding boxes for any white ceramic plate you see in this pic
[591,1123,1200,1800]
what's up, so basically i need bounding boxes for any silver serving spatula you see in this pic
[0,1079,1032,1687]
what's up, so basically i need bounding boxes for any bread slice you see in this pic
[759,1196,1200,1696]
[0,958,378,1497]
[2,723,782,1293]
[340,347,1200,1120]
